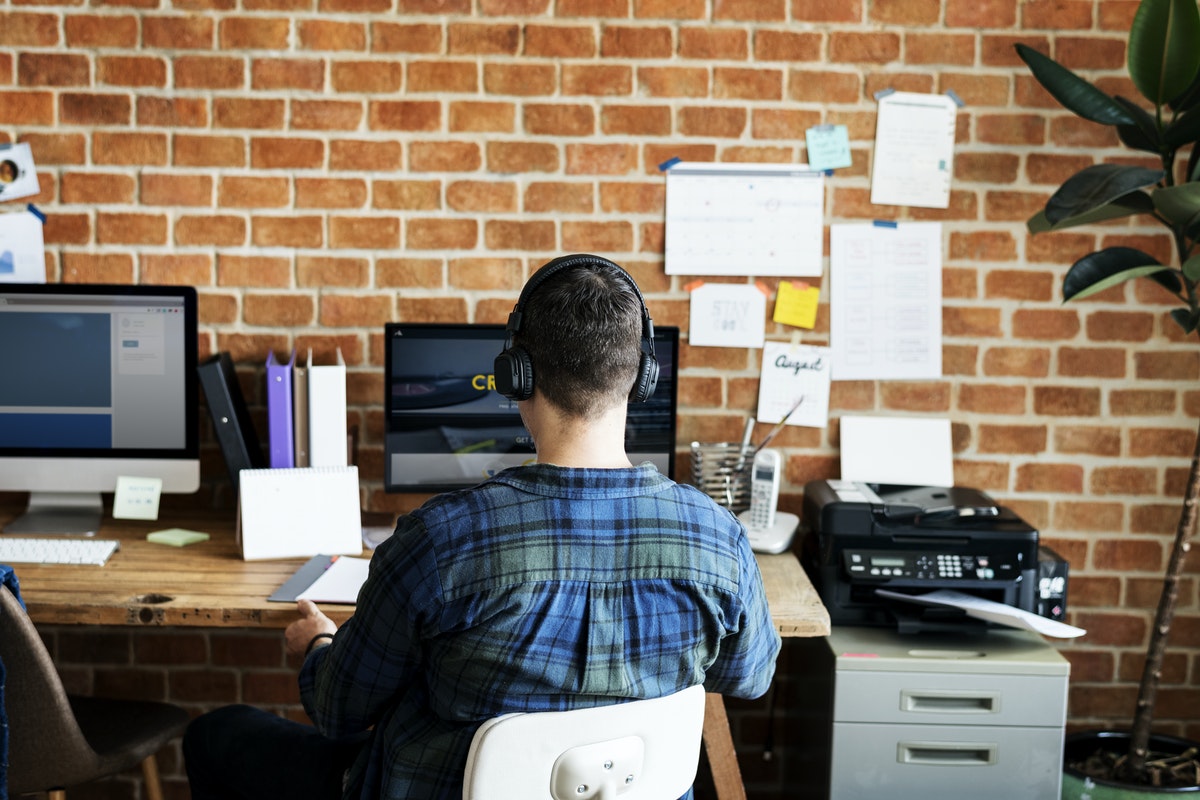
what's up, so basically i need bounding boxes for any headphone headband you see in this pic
[495,253,659,403]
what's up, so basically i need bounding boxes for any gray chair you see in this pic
[0,584,189,800]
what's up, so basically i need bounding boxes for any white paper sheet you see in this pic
[870,91,957,209]
[839,415,953,487]
[296,556,370,604]
[756,342,831,428]
[0,208,46,283]
[665,162,824,277]
[876,589,1086,639]
[0,143,41,202]
[830,222,942,381]
[688,282,767,348]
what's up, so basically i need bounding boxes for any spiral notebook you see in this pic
[237,466,363,560]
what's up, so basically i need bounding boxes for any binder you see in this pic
[308,348,348,468]
[197,352,267,492]
[293,348,310,468]
[266,349,295,468]
[238,466,362,560]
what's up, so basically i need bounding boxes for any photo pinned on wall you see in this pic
[687,281,768,348]
[756,341,831,429]
[0,144,40,203]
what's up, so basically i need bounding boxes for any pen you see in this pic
[756,395,804,452]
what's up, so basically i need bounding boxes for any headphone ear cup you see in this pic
[494,347,534,402]
[629,353,659,403]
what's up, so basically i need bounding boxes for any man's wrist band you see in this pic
[306,632,334,655]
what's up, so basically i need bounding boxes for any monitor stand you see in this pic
[3,491,103,535]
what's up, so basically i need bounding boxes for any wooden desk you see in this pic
[13,513,830,800]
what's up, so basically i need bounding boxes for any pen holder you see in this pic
[689,441,755,513]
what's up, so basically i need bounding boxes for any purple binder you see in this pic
[266,349,295,468]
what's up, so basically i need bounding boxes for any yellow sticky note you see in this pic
[773,281,820,329]
[147,528,211,547]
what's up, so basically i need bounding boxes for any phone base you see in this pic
[739,510,800,554]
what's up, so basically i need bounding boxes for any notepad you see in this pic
[269,554,369,605]
[238,466,363,560]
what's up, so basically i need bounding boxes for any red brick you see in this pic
[369,100,440,131]
[879,382,951,412]
[142,254,213,286]
[320,294,394,327]
[396,296,469,323]
[1058,347,1127,378]
[523,24,596,58]
[633,0,705,18]
[97,212,167,245]
[906,33,975,65]
[566,143,638,175]
[714,67,783,101]
[1053,499,1124,530]
[18,53,88,86]
[447,22,519,55]
[755,30,821,61]
[601,105,672,136]
[791,0,862,22]
[175,56,244,89]
[377,258,443,288]
[562,220,633,253]
[955,152,1020,184]
[138,97,208,127]
[176,215,247,246]
[485,142,556,173]
[330,139,402,172]
[66,14,139,47]
[958,383,1026,414]
[219,16,290,50]
[250,137,325,169]
[61,94,133,126]
[1016,463,1084,493]
[253,58,325,91]
[331,60,403,93]
[445,180,518,212]
[524,103,594,136]
[483,63,556,95]
[638,66,708,97]
[601,26,674,59]
[251,215,324,248]
[1033,386,1101,416]
[1094,539,1164,572]
[870,0,939,24]
[296,178,368,209]
[61,252,130,282]
[141,173,213,207]
[943,306,1003,337]
[946,0,1018,27]
[1012,308,1081,340]
[174,134,246,168]
[599,182,663,214]
[1109,389,1176,416]
[214,97,285,129]
[408,60,479,93]
[977,424,1047,453]
[294,102,365,131]
[144,16,214,49]
[93,132,167,165]
[411,141,484,172]
[219,176,289,208]
[406,218,478,250]
[1090,466,1158,496]
[329,216,401,249]
[297,256,370,288]
[449,101,515,133]
[217,254,291,288]
[1023,0,1094,29]
[0,12,60,47]
[372,22,443,53]
[562,64,632,96]
[61,172,136,204]
[829,32,900,63]
[1136,351,1200,381]
[298,19,366,50]
[713,0,784,20]
[678,28,749,60]
[484,220,556,251]
[1129,427,1196,458]
[372,179,441,210]
[753,109,823,141]
[0,90,54,124]
[678,106,746,137]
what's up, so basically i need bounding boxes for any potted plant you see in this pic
[1014,0,1200,794]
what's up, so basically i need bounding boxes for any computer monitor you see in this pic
[384,323,679,493]
[0,283,200,534]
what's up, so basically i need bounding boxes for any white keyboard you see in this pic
[0,537,120,566]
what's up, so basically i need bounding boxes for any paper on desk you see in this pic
[296,556,370,605]
[876,588,1086,639]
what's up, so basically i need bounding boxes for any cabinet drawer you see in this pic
[834,668,1066,727]
[831,721,1063,800]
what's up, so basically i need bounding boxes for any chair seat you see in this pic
[71,695,190,770]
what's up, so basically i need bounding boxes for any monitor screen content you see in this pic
[0,283,199,534]
[384,323,679,492]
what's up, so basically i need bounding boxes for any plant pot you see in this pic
[1062,731,1200,799]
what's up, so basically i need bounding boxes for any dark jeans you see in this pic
[183,704,370,800]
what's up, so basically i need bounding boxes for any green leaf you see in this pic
[1062,247,1169,301]
[1169,307,1200,333]
[1169,67,1200,112]
[1015,43,1138,126]
[1164,103,1200,148]
[1182,253,1200,281]
[1045,164,1165,224]
[1152,182,1200,228]
[1027,191,1155,233]
[1114,95,1164,149]
[1128,0,1200,108]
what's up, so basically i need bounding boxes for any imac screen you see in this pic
[384,323,678,492]
[0,283,199,533]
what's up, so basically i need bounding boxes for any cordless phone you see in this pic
[736,448,800,554]
[747,449,781,530]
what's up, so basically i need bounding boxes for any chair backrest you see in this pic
[462,684,706,800]
[0,584,103,793]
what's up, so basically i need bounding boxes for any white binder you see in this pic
[307,348,348,467]
[237,466,362,560]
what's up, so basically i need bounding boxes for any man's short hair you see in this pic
[515,260,643,417]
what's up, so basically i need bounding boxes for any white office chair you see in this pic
[463,684,706,800]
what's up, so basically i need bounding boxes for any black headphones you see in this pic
[493,253,659,403]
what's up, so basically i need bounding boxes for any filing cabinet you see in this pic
[790,626,1069,800]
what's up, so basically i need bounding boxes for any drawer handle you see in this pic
[898,741,998,766]
[900,690,999,714]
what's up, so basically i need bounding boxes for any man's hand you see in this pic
[285,598,339,658]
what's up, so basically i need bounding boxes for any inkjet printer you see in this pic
[800,480,1042,633]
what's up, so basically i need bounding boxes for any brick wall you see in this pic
[4,0,1199,797]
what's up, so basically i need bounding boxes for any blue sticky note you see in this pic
[805,124,852,172]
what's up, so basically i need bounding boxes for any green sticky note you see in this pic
[147,528,211,547]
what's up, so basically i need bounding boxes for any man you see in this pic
[184,253,780,800]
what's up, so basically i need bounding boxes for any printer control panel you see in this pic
[843,550,1022,582]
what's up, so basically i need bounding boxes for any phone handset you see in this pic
[747,448,781,530]
[736,448,799,554]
